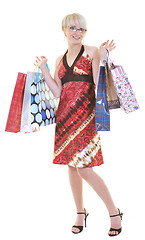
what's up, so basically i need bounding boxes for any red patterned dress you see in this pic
[53,45,104,168]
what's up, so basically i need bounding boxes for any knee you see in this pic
[77,168,93,180]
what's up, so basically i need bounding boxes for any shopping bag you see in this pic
[95,66,110,131]
[109,60,139,113]
[5,72,27,133]
[20,65,59,132]
[105,62,120,110]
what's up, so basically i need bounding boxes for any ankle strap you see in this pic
[110,209,123,219]
[77,208,86,215]
[77,212,85,215]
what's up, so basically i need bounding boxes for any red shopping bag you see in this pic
[5,72,27,133]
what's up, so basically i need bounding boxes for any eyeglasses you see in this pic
[69,26,87,33]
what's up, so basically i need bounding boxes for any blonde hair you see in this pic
[62,13,87,31]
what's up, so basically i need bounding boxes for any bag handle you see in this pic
[36,63,50,82]
[105,48,109,63]
[106,55,116,69]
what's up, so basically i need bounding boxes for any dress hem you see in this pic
[52,161,104,168]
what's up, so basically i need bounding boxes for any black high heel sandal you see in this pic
[72,208,89,234]
[108,208,123,237]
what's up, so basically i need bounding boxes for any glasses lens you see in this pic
[79,28,84,32]
[69,26,76,31]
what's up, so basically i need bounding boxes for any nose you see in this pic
[73,31,80,36]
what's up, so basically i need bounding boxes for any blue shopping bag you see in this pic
[95,66,110,131]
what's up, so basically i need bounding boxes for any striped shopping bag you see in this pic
[5,72,27,133]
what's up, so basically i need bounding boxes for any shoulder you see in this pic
[84,45,100,60]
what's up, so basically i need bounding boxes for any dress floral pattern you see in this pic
[53,45,104,168]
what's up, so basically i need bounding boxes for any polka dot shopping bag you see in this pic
[20,64,59,132]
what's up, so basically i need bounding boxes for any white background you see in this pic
[0,0,145,239]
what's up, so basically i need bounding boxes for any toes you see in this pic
[108,230,118,236]
[72,227,80,233]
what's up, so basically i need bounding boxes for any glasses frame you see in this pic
[69,26,87,33]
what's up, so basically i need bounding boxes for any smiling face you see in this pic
[62,13,87,46]
[63,23,86,45]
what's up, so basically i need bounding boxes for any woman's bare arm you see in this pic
[34,56,62,98]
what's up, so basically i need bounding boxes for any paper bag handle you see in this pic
[36,63,50,82]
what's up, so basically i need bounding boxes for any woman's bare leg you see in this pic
[77,167,122,235]
[68,166,86,233]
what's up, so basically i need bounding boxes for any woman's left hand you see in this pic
[99,40,116,62]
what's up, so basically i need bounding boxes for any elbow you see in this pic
[54,88,62,98]
[54,93,61,98]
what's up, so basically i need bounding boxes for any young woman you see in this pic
[35,13,123,237]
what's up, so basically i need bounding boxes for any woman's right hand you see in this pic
[34,56,47,69]
[99,40,116,62]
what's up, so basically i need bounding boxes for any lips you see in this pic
[72,35,80,40]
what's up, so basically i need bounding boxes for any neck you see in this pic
[67,43,82,54]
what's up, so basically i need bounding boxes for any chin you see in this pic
[71,37,82,44]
